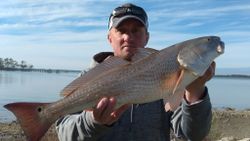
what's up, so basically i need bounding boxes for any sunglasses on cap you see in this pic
[108,5,148,30]
[111,6,147,18]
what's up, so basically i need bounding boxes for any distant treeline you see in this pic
[28,68,81,73]
[1,68,81,73]
[0,57,81,73]
[215,74,250,79]
[0,57,33,70]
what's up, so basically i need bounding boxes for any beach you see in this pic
[1,109,250,141]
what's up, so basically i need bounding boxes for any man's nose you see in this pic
[123,32,133,42]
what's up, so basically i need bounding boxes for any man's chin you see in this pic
[122,53,134,61]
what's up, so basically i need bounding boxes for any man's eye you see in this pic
[132,28,139,33]
[115,28,123,34]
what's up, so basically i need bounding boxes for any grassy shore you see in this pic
[1,109,250,141]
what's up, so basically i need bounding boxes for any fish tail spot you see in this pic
[37,106,42,112]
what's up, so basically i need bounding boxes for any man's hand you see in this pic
[185,62,216,103]
[91,97,130,125]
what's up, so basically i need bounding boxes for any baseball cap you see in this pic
[108,3,148,30]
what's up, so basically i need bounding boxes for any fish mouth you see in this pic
[217,41,225,54]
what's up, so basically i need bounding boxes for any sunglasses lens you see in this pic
[112,7,145,18]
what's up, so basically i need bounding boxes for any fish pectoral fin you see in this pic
[173,69,198,94]
[60,56,130,97]
[167,69,198,111]
[164,90,185,111]
[131,47,159,62]
[173,69,185,94]
[163,70,185,112]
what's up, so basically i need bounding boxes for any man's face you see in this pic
[108,19,149,60]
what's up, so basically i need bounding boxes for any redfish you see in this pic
[4,36,224,141]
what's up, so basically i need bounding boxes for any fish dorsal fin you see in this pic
[131,47,159,62]
[60,56,130,97]
[177,47,210,76]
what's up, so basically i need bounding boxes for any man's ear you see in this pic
[107,32,112,44]
[145,31,150,45]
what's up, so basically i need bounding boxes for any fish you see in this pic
[4,36,225,141]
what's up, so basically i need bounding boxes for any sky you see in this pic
[0,0,250,70]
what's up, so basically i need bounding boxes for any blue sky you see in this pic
[0,0,249,70]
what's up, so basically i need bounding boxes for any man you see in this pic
[56,3,213,141]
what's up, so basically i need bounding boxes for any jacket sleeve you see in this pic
[55,111,111,141]
[171,87,212,141]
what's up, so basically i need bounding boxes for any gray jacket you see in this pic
[56,52,212,141]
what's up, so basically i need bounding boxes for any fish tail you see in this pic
[4,102,52,141]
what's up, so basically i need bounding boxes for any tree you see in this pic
[28,65,33,69]
[0,58,34,70]
[4,58,11,68]
[20,60,27,69]
[8,58,18,68]
[0,58,4,69]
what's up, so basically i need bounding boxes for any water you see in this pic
[0,71,79,122]
[0,71,250,122]
[207,77,250,110]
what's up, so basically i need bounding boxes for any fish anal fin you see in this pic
[4,102,52,141]
[60,56,130,97]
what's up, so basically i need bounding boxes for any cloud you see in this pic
[0,0,250,69]
[148,2,250,33]
[0,1,114,35]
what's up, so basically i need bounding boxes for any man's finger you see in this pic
[100,97,116,120]
[111,104,131,119]
[93,97,109,120]
[203,61,216,82]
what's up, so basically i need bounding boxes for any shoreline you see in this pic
[1,107,249,123]
[1,69,250,78]
[1,109,250,141]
